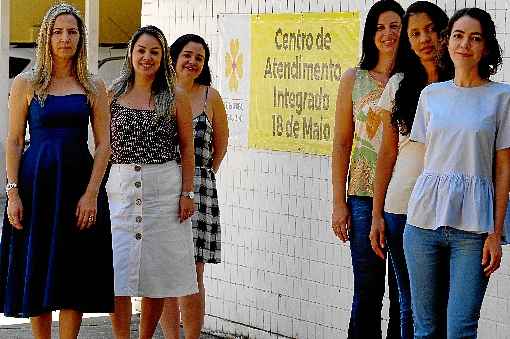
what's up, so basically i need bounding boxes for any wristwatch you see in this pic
[181,191,195,199]
[5,182,17,194]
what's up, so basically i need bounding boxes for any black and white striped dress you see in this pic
[192,87,221,263]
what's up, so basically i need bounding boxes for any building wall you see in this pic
[11,0,141,44]
[142,1,510,338]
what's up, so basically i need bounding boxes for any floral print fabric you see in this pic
[347,68,385,197]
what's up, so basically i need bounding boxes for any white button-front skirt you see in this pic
[106,161,198,297]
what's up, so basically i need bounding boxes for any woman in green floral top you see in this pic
[331,1,404,338]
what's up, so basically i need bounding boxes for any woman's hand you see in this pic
[369,214,386,260]
[332,202,351,242]
[482,233,502,277]
[75,192,98,230]
[7,191,23,230]
[179,196,195,223]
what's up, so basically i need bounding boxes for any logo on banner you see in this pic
[225,38,244,92]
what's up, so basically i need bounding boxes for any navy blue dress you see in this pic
[0,94,114,317]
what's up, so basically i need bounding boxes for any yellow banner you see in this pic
[248,12,360,155]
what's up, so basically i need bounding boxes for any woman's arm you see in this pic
[106,87,115,106]
[372,110,399,217]
[209,87,229,174]
[175,87,195,222]
[483,148,510,276]
[75,79,111,229]
[369,109,399,259]
[175,87,195,193]
[87,79,111,195]
[331,68,356,242]
[5,75,31,229]
[493,149,510,236]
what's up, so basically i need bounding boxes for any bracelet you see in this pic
[181,191,195,199]
[5,182,18,194]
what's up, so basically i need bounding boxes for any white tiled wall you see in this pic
[143,1,510,338]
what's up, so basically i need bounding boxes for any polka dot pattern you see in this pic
[110,100,178,164]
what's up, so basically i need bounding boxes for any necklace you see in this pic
[368,70,389,86]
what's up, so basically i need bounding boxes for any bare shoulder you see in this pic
[207,86,223,104]
[174,86,191,118]
[174,85,189,102]
[336,67,357,97]
[207,86,221,99]
[105,80,118,103]
[12,72,34,91]
[106,88,115,103]
[340,67,357,85]
[89,78,108,112]
[18,70,35,82]
[11,72,34,102]
[91,76,107,93]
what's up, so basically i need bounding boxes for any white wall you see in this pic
[143,1,510,338]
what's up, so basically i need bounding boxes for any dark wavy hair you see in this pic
[170,34,212,86]
[440,7,502,80]
[391,1,453,135]
[359,0,404,70]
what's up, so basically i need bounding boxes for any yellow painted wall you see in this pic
[11,0,141,44]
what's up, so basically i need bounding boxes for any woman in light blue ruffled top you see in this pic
[404,8,510,339]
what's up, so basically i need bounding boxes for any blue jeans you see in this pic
[347,196,400,339]
[385,212,414,339]
[387,261,402,339]
[403,225,489,339]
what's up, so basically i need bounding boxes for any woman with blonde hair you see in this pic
[107,25,200,339]
[0,3,113,338]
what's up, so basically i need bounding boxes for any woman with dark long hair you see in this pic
[159,33,228,339]
[404,8,510,337]
[331,1,404,337]
[369,2,452,338]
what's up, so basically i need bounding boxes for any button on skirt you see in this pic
[107,161,198,297]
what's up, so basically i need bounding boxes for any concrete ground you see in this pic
[0,314,221,338]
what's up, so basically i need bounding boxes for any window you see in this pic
[9,56,31,78]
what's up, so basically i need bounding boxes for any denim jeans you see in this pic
[387,261,402,339]
[347,196,400,339]
[403,224,489,339]
[385,212,414,339]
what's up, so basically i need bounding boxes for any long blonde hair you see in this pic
[32,3,95,105]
